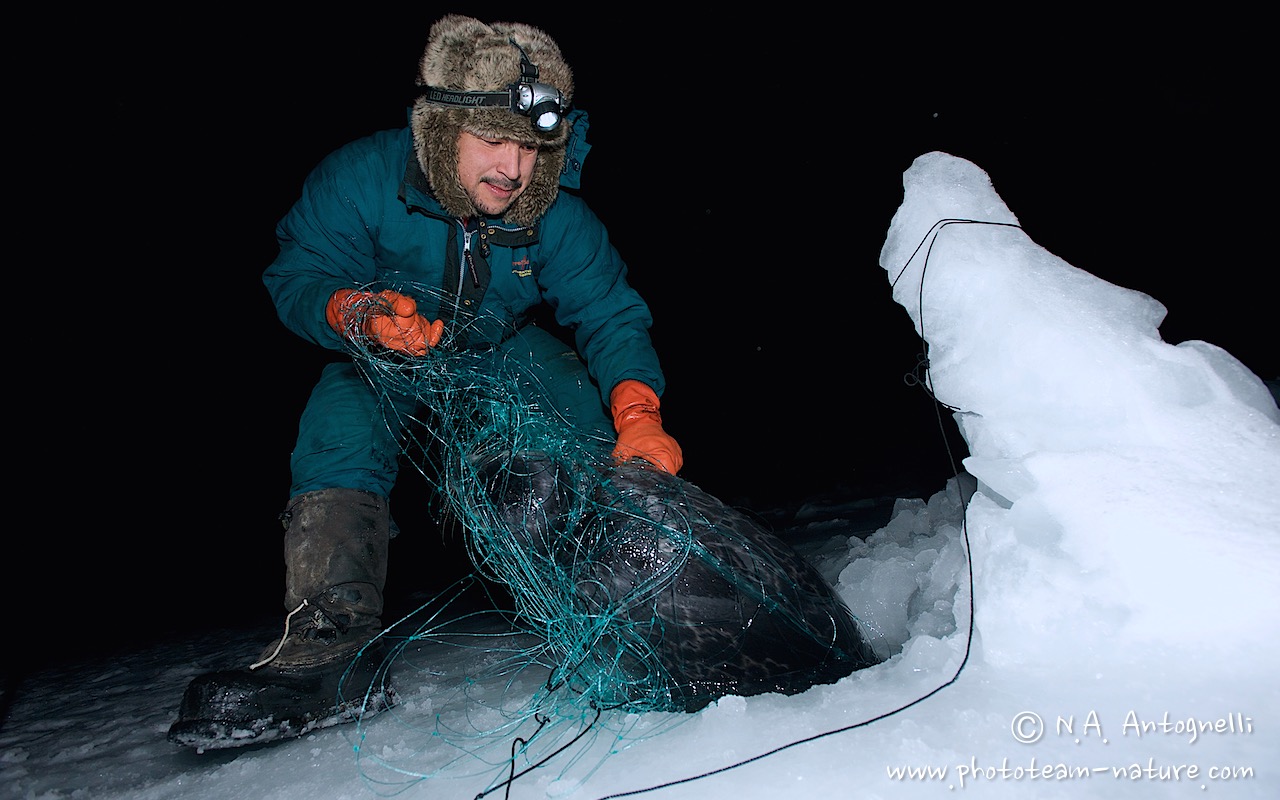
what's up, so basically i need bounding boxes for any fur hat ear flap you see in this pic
[410,15,574,226]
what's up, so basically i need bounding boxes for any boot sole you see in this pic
[169,685,396,752]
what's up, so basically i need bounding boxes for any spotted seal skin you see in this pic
[474,452,882,712]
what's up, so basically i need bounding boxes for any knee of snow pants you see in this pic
[288,361,416,497]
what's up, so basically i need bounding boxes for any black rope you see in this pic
[479,706,604,800]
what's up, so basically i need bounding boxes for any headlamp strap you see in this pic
[511,39,540,82]
[419,86,513,110]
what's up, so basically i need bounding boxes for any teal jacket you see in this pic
[262,126,665,405]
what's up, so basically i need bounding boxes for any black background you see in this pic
[16,10,1272,668]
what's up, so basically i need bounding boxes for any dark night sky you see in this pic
[19,12,1271,664]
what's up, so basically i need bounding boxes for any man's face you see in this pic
[455,130,538,217]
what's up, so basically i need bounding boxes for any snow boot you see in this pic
[168,488,398,751]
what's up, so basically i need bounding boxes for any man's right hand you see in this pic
[325,289,444,355]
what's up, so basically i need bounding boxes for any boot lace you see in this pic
[248,597,352,670]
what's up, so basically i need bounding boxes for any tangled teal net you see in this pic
[331,283,879,793]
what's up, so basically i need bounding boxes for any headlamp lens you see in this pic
[530,104,561,132]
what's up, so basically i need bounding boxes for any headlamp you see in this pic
[419,39,568,134]
[514,81,566,133]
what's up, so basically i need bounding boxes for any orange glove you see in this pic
[325,289,444,355]
[610,379,683,475]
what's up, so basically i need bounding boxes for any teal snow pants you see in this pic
[287,325,614,498]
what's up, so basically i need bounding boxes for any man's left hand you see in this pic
[609,380,683,475]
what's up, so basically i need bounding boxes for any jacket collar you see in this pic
[400,154,449,217]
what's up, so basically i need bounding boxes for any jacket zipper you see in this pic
[459,219,480,294]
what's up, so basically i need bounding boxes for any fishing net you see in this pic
[331,283,880,791]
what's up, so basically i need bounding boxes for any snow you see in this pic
[4,152,1277,799]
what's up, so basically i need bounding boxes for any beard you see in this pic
[468,176,525,216]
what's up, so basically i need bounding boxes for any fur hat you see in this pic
[411,15,575,226]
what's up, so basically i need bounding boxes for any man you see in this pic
[168,14,682,750]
